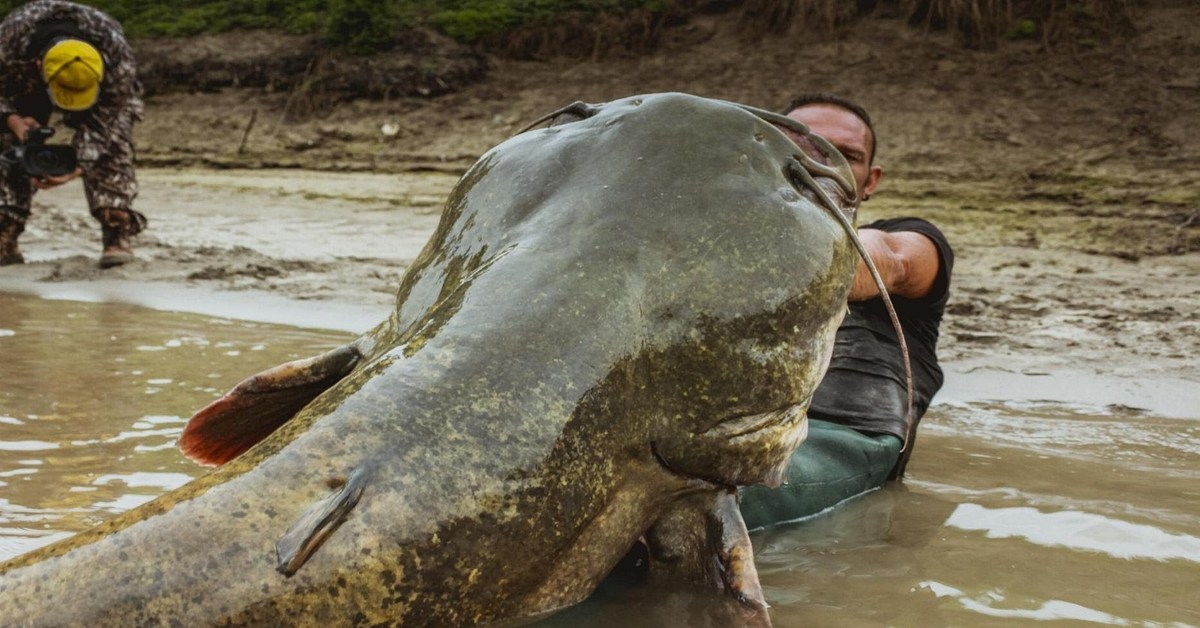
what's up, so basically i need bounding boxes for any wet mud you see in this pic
[5,165,1196,387]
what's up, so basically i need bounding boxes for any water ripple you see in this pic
[0,440,60,452]
[920,580,1135,624]
[946,503,1200,563]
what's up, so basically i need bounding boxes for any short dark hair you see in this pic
[782,93,877,165]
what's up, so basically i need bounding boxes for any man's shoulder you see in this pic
[864,216,952,262]
[863,216,955,303]
[863,216,946,239]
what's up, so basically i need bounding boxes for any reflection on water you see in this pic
[944,503,1200,563]
[1,294,1198,627]
[0,293,351,560]
[919,580,1134,624]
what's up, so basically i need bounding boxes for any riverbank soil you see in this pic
[3,1,1199,390]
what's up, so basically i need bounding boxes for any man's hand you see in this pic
[5,114,39,143]
[30,167,81,190]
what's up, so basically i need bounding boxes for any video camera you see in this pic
[2,127,78,178]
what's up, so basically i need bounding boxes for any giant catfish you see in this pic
[0,92,897,626]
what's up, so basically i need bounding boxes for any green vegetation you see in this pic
[426,0,672,43]
[0,0,1137,54]
[3,0,679,53]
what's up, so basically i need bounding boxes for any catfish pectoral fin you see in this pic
[711,492,767,612]
[644,490,769,614]
[276,468,368,577]
[179,344,361,466]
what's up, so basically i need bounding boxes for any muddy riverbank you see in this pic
[3,165,1197,392]
[3,3,1196,382]
[118,1,1200,383]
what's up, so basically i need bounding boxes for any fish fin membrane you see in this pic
[276,468,367,576]
[178,344,361,466]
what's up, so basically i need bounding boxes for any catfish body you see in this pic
[0,93,859,626]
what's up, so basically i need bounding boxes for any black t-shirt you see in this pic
[807,217,954,471]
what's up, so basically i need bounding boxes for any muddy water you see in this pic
[1,294,1197,627]
[546,401,1200,627]
[752,397,1200,627]
[0,293,351,559]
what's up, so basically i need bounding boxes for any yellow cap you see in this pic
[42,39,104,111]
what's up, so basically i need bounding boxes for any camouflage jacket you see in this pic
[0,0,143,161]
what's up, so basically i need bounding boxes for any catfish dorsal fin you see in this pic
[178,344,361,466]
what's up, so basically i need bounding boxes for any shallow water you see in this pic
[1,294,1197,627]
[0,293,351,559]
[752,398,1200,628]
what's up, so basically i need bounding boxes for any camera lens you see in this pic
[25,146,77,177]
[30,148,62,169]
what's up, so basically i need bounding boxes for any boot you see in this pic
[0,209,26,266]
[95,207,146,269]
[100,225,134,268]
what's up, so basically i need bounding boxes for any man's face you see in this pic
[785,104,882,200]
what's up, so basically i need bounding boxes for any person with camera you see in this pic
[0,0,145,268]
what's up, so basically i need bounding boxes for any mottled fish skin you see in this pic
[0,92,858,626]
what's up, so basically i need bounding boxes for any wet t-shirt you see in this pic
[808,217,954,461]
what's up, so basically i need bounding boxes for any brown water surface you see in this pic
[1,293,1197,627]
[0,293,351,558]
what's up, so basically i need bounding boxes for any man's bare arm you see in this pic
[847,229,941,301]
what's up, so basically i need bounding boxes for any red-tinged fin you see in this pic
[178,344,362,466]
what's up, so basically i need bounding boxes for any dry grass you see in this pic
[739,0,861,34]
[497,7,682,60]
[373,0,1142,60]
[737,0,1140,48]
[905,0,1138,48]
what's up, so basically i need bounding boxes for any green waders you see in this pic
[739,420,902,531]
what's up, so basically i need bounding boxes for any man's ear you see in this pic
[862,164,883,200]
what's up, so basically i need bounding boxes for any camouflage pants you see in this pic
[0,110,145,234]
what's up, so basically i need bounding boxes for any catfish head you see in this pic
[513,94,864,614]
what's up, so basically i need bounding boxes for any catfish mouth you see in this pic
[650,402,810,489]
[700,403,807,442]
